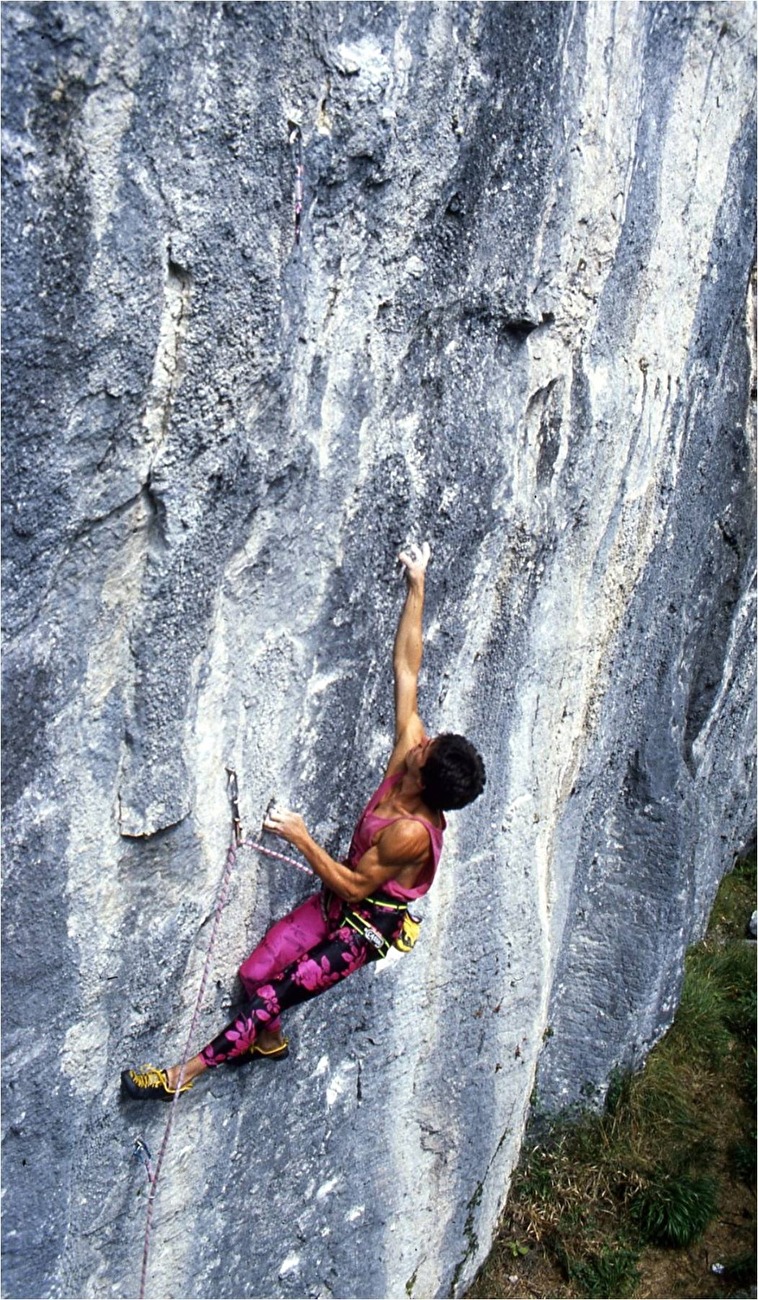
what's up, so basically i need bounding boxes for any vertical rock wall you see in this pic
[2,3,755,1297]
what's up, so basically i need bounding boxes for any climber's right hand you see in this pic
[398,541,431,583]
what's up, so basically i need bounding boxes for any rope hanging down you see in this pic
[137,770,313,1299]
[138,835,238,1299]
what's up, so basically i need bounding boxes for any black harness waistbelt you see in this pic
[321,887,421,958]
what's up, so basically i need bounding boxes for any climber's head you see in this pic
[418,733,486,811]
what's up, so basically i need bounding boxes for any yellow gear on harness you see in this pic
[346,895,424,956]
[393,913,422,952]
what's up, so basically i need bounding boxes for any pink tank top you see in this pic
[346,772,446,901]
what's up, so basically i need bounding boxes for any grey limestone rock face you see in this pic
[2,3,755,1297]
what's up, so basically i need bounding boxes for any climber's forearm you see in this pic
[393,574,425,681]
[262,810,370,903]
[290,828,362,902]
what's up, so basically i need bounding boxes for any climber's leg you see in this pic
[237,891,333,1047]
[239,892,328,995]
[120,904,368,1101]
[199,920,373,1067]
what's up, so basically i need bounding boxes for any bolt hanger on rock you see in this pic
[288,119,303,246]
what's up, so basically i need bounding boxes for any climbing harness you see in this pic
[343,894,423,958]
[343,910,388,955]
[289,120,303,245]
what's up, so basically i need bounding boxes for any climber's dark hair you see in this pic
[421,733,486,811]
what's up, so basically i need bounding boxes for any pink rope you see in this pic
[137,833,312,1297]
[139,839,238,1299]
[242,836,315,877]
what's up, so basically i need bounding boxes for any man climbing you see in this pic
[121,542,486,1101]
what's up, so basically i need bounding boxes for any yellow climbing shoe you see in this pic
[249,1037,289,1061]
[120,1064,193,1102]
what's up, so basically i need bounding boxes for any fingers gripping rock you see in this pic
[398,541,431,576]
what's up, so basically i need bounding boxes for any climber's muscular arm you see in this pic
[261,809,429,904]
[385,543,431,779]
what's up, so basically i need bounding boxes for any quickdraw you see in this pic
[288,120,303,245]
[225,767,243,847]
[132,1136,154,1185]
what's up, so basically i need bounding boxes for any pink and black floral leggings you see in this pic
[200,891,372,1066]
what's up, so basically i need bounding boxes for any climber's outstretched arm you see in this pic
[383,542,431,776]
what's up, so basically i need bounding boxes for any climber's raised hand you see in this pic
[398,541,431,584]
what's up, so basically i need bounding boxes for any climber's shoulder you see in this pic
[383,714,426,780]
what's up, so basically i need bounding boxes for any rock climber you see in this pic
[121,542,486,1101]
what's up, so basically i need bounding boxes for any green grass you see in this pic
[566,1245,641,1299]
[628,1170,718,1247]
[667,951,733,1068]
[728,1136,757,1186]
[467,850,757,1299]
[707,943,757,1038]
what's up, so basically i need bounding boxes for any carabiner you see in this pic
[225,767,243,846]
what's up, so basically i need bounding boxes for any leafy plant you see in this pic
[629,1169,717,1247]
[567,1245,640,1298]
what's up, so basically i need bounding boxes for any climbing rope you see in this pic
[138,834,238,1299]
[137,773,314,1298]
[242,836,314,878]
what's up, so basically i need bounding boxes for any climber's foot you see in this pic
[250,1029,290,1060]
[120,1063,193,1102]
[164,1055,208,1091]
